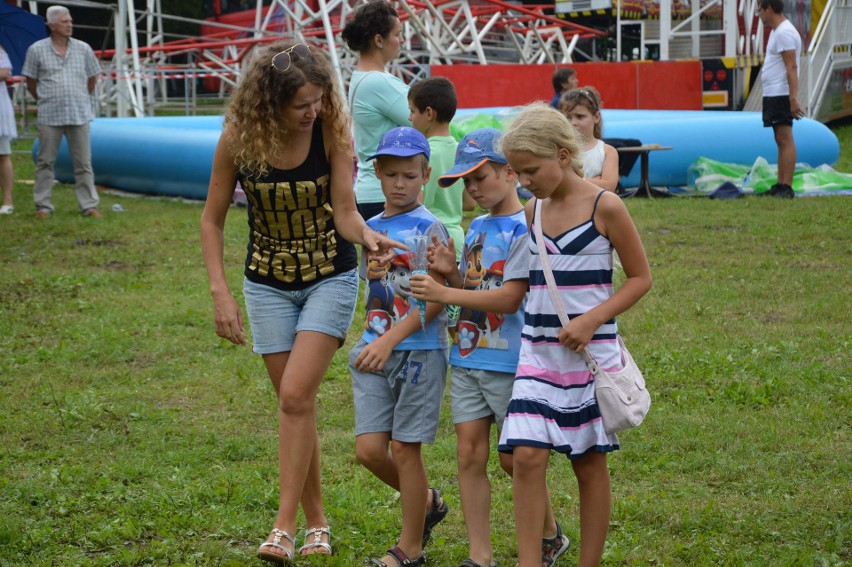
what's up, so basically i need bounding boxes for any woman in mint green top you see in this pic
[342,0,411,220]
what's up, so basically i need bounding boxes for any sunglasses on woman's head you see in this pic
[271,43,311,72]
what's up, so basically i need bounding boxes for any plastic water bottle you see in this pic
[112,204,125,212]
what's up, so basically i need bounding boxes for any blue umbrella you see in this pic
[0,4,47,76]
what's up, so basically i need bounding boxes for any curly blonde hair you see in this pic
[501,103,584,177]
[225,42,352,177]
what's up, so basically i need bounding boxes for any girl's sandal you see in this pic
[299,526,332,556]
[257,528,295,565]
[460,559,498,567]
[366,545,426,566]
[541,521,571,567]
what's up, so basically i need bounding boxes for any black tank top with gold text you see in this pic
[239,120,357,290]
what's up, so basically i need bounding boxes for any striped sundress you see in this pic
[498,193,620,458]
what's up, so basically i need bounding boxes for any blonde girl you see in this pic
[559,87,620,192]
[498,103,652,567]
[201,41,400,564]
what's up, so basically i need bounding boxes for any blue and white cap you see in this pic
[367,126,431,161]
[438,128,507,188]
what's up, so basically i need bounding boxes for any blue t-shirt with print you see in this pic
[451,210,530,373]
[360,205,450,351]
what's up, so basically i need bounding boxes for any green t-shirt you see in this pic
[348,71,411,205]
[424,135,464,260]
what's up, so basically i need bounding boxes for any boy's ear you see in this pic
[373,160,382,177]
[425,106,436,122]
[422,164,432,185]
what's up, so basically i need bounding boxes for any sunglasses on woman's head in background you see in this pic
[271,43,312,72]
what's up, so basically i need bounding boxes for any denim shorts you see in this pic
[243,269,359,354]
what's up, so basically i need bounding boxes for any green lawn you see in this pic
[831,118,852,173]
[0,135,849,566]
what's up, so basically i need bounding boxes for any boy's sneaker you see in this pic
[766,183,795,199]
[542,521,570,566]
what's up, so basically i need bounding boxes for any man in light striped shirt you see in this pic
[23,5,101,218]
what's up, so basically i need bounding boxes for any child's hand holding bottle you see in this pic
[426,234,457,279]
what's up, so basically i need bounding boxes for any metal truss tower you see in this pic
[15,0,606,116]
[17,0,843,118]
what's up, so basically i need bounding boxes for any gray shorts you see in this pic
[0,136,11,155]
[450,366,515,430]
[350,340,448,444]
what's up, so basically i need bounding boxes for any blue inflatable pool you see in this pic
[46,110,840,199]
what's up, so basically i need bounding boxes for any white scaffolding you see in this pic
[14,0,847,119]
[15,0,606,117]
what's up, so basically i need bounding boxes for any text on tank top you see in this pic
[238,120,357,290]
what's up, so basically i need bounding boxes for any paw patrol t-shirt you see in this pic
[360,205,449,351]
[451,210,529,373]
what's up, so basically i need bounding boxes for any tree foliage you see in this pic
[46,0,206,50]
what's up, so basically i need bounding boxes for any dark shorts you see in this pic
[357,201,385,221]
[763,95,794,127]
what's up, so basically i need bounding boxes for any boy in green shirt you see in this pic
[408,77,474,260]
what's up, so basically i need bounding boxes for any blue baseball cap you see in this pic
[438,128,507,188]
[367,127,431,161]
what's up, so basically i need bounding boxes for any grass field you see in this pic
[0,131,849,566]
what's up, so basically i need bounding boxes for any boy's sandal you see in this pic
[541,521,571,567]
[299,526,332,555]
[460,559,498,567]
[366,545,426,566]
[422,487,449,547]
[257,528,295,564]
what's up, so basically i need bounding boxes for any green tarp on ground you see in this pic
[687,157,852,196]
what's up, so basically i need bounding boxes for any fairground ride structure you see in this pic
[10,0,851,122]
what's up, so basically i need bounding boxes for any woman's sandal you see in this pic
[422,487,449,547]
[299,526,332,556]
[366,545,426,566]
[257,528,295,565]
[541,521,571,566]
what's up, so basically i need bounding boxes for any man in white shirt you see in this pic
[23,5,101,217]
[758,0,803,199]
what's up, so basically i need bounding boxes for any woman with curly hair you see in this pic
[201,41,401,564]
[342,0,412,220]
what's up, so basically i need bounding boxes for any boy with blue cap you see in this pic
[410,128,568,567]
[350,126,451,567]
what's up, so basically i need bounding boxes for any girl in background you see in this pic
[0,45,17,215]
[559,87,619,192]
[499,103,652,566]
